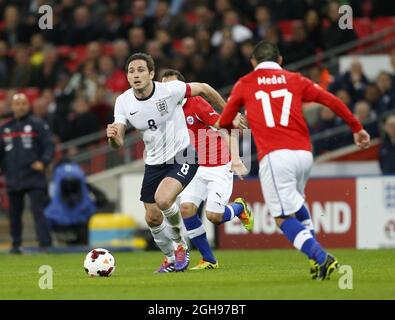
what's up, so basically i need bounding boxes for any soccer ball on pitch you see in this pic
[84,248,116,277]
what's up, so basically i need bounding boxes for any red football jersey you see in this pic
[220,62,363,161]
[183,96,230,166]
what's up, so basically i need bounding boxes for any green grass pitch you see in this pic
[0,249,394,300]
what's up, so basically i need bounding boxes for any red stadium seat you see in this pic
[373,17,395,51]
[278,20,303,42]
[21,87,40,104]
[0,89,6,101]
[353,18,372,38]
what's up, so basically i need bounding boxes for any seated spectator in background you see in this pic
[67,5,101,45]
[353,100,379,138]
[254,5,273,40]
[283,25,316,64]
[155,28,177,59]
[379,114,395,174]
[335,89,353,111]
[330,60,369,104]
[322,1,357,50]
[100,8,125,41]
[194,27,214,58]
[364,83,381,112]
[376,71,395,115]
[112,39,131,70]
[128,26,147,54]
[0,40,12,88]
[152,0,189,39]
[65,96,100,144]
[9,45,33,88]
[125,0,155,39]
[239,39,255,76]
[67,60,99,102]
[98,55,129,93]
[306,65,333,90]
[0,5,31,46]
[208,38,240,88]
[211,9,253,47]
[32,45,66,90]
[303,9,323,50]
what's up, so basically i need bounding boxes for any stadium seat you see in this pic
[353,18,372,38]
[278,20,303,42]
[0,89,6,101]
[21,87,40,104]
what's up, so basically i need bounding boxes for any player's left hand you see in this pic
[231,160,248,180]
[232,112,248,130]
[353,129,370,149]
[31,161,45,171]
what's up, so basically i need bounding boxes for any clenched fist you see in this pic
[107,123,118,139]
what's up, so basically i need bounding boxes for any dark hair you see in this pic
[161,69,186,82]
[125,53,155,72]
[252,40,280,64]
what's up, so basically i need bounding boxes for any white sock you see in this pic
[162,203,186,246]
[149,221,175,260]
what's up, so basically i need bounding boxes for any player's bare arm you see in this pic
[107,123,126,149]
[213,119,248,179]
[188,82,226,110]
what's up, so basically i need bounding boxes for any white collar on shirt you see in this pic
[254,61,282,70]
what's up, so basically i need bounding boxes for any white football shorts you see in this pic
[179,162,233,213]
[259,149,313,218]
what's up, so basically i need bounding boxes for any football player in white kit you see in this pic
[106,53,229,272]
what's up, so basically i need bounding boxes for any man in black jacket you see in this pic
[379,114,395,174]
[0,93,54,253]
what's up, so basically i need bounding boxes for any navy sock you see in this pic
[183,214,216,263]
[221,203,244,223]
[295,205,315,237]
[280,217,327,265]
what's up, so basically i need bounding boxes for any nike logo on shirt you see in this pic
[130,111,138,116]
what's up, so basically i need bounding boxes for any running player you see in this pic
[162,69,254,271]
[219,41,370,280]
[107,53,228,272]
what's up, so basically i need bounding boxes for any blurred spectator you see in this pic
[193,5,215,31]
[239,39,255,76]
[364,83,381,112]
[254,5,273,40]
[353,100,379,138]
[67,5,101,45]
[390,49,395,88]
[0,40,12,88]
[67,60,99,101]
[32,45,66,89]
[30,33,45,67]
[376,71,395,115]
[379,114,395,174]
[208,39,240,88]
[155,28,177,59]
[335,89,353,111]
[283,26,316,64]
[113,39,131,70]
[85,41,103,65]
[65,96,100,143]
[100,8,126,41]
[303,9,322,49]
[128,26,147,54]
[152,0,189,39]
[211,9,253,47]
[98,55,129,93]
[126,0,155,39]
[322,1,357,50]
[9,45,33,88]
[0,5,31,46]
[194,27,214,58]
[330,60,369,104]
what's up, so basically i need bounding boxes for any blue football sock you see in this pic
[295,204,315,237]
[221,203,244,223]
[183,214,216,264]
[280,217,327,265]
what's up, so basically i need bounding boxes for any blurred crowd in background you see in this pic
[0,0,394,157]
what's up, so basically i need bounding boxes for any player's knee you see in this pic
[206,211,222,225]
[154,193,173,210]
[145,210,163,227]
[180,203,195,218]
